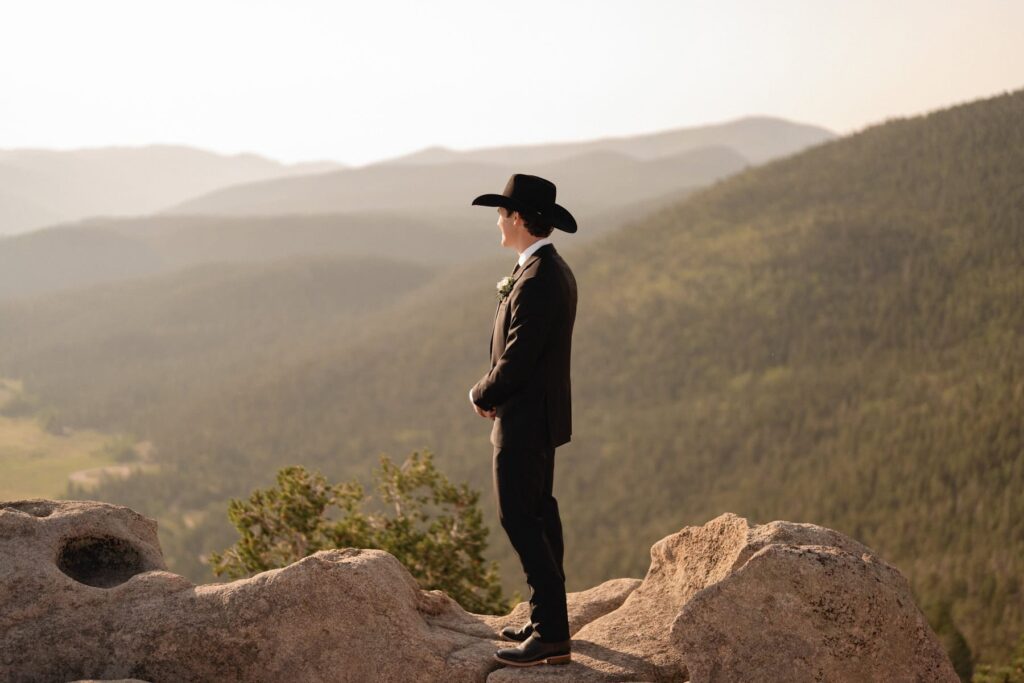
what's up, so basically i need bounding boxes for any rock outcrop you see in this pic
[0,500,957,682]
[672,543,958,683]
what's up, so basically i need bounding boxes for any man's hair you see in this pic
[501,206,554,238]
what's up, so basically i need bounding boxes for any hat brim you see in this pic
[472,194,577,233]
[544,203,577,233]
[471,193,517,209]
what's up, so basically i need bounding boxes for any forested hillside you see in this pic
[0,254,437,426]
[0,213,461,300]
[1,89,1020,662]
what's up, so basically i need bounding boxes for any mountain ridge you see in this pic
[378,115,834,166]
[158,143,750,216]
[0,144,345,236]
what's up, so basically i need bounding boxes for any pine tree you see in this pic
[208,449,511,614]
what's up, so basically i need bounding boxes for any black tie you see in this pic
[512,262,521,276]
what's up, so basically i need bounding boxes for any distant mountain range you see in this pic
[161,117,833,216]
[0,117,831,300]
[377,115,834,166]
[0,90,1020,663]
[0,145,343,236]
[159,144,750,217]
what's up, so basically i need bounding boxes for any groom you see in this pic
[468,173,578,667]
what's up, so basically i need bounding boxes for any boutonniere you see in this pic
[496,275,517,302]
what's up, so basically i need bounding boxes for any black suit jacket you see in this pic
[471,243,577,450]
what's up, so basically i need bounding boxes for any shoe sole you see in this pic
[493,653,571,667]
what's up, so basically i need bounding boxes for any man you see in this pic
[467,173,578,668]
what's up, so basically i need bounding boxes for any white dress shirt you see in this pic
[470,237,554,406]
[517,237,553,267]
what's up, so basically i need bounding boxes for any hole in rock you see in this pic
[1,501,55,517]
[57,535,148,588]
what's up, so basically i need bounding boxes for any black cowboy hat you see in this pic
[471,173,577,233]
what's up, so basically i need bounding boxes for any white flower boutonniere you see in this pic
[496,275,517,302]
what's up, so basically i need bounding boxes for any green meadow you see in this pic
[0,378,145,501]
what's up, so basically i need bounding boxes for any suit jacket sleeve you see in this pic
[471,275,553,411]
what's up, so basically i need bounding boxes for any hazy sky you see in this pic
[2,1,1021,166]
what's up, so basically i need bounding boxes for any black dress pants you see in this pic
[492,441,569,642]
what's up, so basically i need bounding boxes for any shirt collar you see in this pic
[517,237,553,267]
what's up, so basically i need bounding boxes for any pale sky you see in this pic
[1,0,1021,166]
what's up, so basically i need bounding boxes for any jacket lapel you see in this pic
[490,266,516,360]
[488,243,554,364]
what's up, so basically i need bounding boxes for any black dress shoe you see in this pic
[499,621,534,642]
[494,632,571,667]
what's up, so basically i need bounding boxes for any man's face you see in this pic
[496,207,520,248]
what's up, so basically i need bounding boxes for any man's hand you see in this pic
[470,391,496,419]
